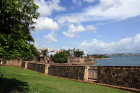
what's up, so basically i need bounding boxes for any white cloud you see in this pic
[33,17,59,32]
[93,31,97,33]
[63,32,80,38]
[100,0,122,11]
[86,25,96,30]
[79,37,132,53]
[72,0,140,22]
[72,0,82,6]
[55,16,80,25]
[72,0,95,5]
[67,24,86,33]
[33,38,47,49]
[63,24,86,38]
[33,39,40,48]
[97,35,106,37]
[35,0,66,16]
[63,24,97,38]
[83,0,96,3]
[65,41,74,44]
[44,32,58,42]
[133,33,140,44]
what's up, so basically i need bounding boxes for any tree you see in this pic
[64,50,70,56]
[42,50,47,56]
[74,51,84,57]
[52,52,69,63]
[30,44,38,57]
[0,0,40,61]
[0,0,40,91]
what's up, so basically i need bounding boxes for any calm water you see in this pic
[92,56,140,66]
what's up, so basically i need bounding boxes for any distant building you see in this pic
[56,50,63,53]
[37,49,42,53]
[46,50,63,57]
[43,48,47,50]
[47,51,56,57]
[46,47,53,52]
[68,48,87,57]
[69,49,74,57]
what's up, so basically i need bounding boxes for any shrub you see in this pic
[52,52,69,63]
[74,51,84,57]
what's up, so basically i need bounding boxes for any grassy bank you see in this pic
[0,66,132,93]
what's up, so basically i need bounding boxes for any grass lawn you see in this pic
[0,66,133,93]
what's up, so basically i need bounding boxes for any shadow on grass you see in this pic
[1,78,29,93]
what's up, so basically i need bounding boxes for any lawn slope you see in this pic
[0,66,132,93]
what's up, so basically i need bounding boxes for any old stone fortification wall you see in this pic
[83,57,93,62]
[1,59,22,67]
[27,63,45,73]
[68,56,94,63]
[21,61,26,68]
[49,65,85,80]
[98,66,140,89]
[1,59,140,90]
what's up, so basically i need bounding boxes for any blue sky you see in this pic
[31,0,140,54]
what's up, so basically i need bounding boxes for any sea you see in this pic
[92,56,140,66]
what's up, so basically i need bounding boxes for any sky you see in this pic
[31,0,140,54]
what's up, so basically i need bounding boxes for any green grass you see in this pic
[0,66,133,93]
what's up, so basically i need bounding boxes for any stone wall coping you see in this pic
[88,65,99,67]
[22,61,46,65]
[50,65,86,67]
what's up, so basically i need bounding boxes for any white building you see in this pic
[46,51,56,57]
[46,48,53,52]
[37,49,42,53]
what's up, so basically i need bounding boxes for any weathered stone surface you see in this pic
[49,66,85,80]
[5,59,21,67]
[27,63,45,73]
[68,56,94,63]
[21,62,26,68]
[98,66,140,89]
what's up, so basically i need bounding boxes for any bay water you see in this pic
[92,56,140,66]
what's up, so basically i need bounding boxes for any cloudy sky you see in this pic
[31,0,140,54]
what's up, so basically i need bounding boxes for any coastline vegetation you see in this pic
[87,54,109,58]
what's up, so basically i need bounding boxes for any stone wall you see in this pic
[3,59,21,67]
[49,65,85,80]
[98,66,140,89]
[27,63,45,73]
[82,56,93,62]
[68,56,94,63]
[1,59,140,90]
[21,61,26,68]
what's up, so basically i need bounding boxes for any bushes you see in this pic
[74,51,84,57]
[52,52,69,63]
